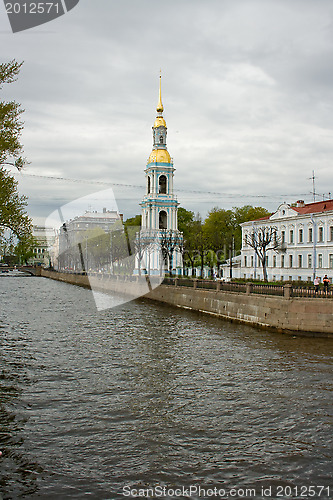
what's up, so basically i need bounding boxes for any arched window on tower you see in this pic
[147,176,151,194]
[159,210,167,230]
[160,135,164,144]
[159,175,167,194]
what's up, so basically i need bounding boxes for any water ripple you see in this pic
[0,277,332,499]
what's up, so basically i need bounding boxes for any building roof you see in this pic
[78,211,119,220]
[246,199,333,224]
[292,199,333,215]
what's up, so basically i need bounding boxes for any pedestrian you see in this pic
[314,276,320,293]
[323,275,330,293]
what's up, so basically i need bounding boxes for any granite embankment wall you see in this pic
[145,285,333,337]
[40,269,333,337]
[42,269,90,287]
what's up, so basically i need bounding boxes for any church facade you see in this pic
[135,76,183,275]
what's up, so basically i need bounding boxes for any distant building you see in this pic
[241,199,333,282]
[30,224,56,266]
[220,255,242,280]
[58,208,122,271]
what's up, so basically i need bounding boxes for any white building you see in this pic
[58,208,122,271]
[30,224,56,266]
[241,199,333,282]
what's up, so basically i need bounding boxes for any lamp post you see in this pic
[310,214,317,282]
[229,234,234,279]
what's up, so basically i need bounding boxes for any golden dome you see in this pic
[153,116,166,128]
[148,149,171,163]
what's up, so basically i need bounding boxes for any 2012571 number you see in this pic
[5,2,59,14]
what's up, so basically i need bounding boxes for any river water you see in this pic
[0,276,332,500]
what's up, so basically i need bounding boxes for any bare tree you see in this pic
[134,231,152,276]
[160,230,182,276]
[244,226,280,282]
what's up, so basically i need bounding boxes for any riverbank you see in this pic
[145,283,333,337]
[40,269,333,337]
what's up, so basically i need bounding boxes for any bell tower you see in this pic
[141,74,179,233]
[136,75,183,275]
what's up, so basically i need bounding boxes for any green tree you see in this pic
[177,207,194,275]
[0,168,32,249]
[177,207,194,238]
[0,60,26,170]
[204,207,235,263]
[124,214,141,227]
[188,215,210,278]
[14,234,36,264]
[1,60,32,260]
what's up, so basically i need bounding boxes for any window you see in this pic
[308,254,312,268]
[147,176,151,194]
[330,227,333,241]
[318,254,323,268]
[281,255,285,268]
[273,255,276,267]
[329,255,333,269]
[318,227,323,242]
[308,227,313,242]
[290,230,294,244]
[265,255,269,267]
[159,175,167,194]
[273,231,277,246]
[160,135,164,144]
[298,255,302,268]
[159,210,167,229]
[289,255,293,268]
[244,256,247,267]
[299,229,303,243]
[281,231,285,243]
[251,256,254,267]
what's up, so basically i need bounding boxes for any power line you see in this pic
[13,171,311,200]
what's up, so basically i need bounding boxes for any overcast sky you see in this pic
[1,0,333,223]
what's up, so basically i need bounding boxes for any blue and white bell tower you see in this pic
[136,75,183,275]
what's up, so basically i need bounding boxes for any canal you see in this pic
[0,277,332,499]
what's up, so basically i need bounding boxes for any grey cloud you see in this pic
[2,0,333,220]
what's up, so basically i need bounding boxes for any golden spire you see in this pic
[156,72,164,113]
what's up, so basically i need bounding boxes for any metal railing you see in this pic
[292,286,333,298]
[162,278,333,298]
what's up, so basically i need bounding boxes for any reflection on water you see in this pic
[0,277,332,499]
